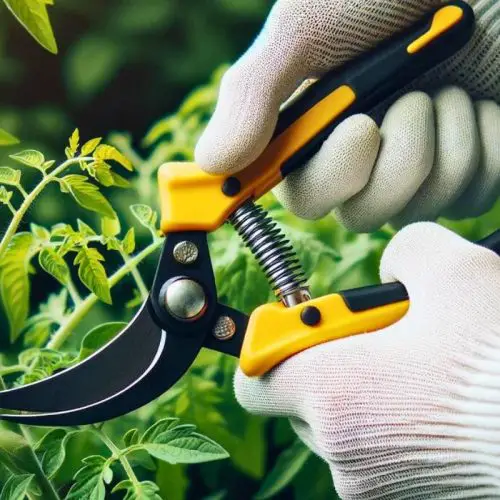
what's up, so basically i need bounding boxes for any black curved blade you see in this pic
[0,321,206,426]
[0,301,165,413]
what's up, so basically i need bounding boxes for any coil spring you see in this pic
[229,201,309,303]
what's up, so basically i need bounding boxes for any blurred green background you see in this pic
[0,2,499,500]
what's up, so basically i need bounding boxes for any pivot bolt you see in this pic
[300,306,321,326]
[222,177,241,197]
[213,316,236,341]
[161,277,207,321]
[173,241,199,265]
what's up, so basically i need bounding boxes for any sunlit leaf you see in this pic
[122,228,135,255]
[94,144,132,171]
[0,186,13,205]
[61,174,116,218]
[0,167,21,186]
[0,129,20,146]
[9,150,45,169]
[130,204,157,230]
[255,440,311,499]
[0,232,37,341]
[78,322,126,361]
[2,0,57,53]
[101,217,120,238]
[39,247,70,285]
[74,247,111,303]
[30,223,50,241]
[81,138,102,157]
[67,128,79,158]
[0,473,33,500]
[77,219,97,238]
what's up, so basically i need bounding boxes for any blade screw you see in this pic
[300,306,321,326]
[173,241,199,265]
[222,177,241,197]
[213,316,236,341]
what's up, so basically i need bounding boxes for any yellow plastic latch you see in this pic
[407,5,464,54]
[240,293,409,377]
[159,85,356,234]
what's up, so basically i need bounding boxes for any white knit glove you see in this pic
[195,0,500,232]
[235,223,500,499]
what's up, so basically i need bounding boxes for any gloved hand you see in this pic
[195,0,500,232]
[236,223,500,499]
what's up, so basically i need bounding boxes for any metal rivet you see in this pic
[300,306,321,326]
[213,316,236,341]
[161,278,207,321]
[222,177,241,197]
[173,241,199,265]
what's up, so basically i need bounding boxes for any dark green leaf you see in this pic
[0,473,33,500]
[35,428,76,478]
[78,322,126,361]
[255,440,311,499]
[39,248,70,285]
[66,455,107,500]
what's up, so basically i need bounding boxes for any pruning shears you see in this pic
[1,1,499,426]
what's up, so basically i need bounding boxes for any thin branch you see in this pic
[118,248,148,300]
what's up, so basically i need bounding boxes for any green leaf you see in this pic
[2,0,57,53]
[141,418,180,444]
[255,440,312,500]
[74,247,111,303]
[61,174,115,218]
[0,129,20,146]
[94,144,133,171]
[123,428,139,448]
[9,149,45,169]
[112,480,161,500]
[0,232,37,341]
[81,137,102,156]
[140,421,228,464]
[130,204,157,230]
[66,455,107,500]
[76,219,96,239]
[0,186,13,204]
[122,228,135,255]
[68,128,80,158]
[35,429,75,478]
[0,166,21,186]
[101,217,120,238]
[23,318,53,347]
[39,248,70,285]
[0,473,34,500]
[30,223,50,241]
[78,322,126,361]
[109,171,130,188]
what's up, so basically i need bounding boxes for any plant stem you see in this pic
[0,157,92,261]
[6,200,16,215]
[118,249,148,300]
[66,276,82,306]
[0,378,61,500]
[92,426,141,491]
[47,238,162,350]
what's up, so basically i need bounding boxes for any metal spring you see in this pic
[229,200,310,305]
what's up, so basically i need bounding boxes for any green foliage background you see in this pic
[0,1,498,499]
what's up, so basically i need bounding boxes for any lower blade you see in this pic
[0,323,205,426]
[0,301,162,413]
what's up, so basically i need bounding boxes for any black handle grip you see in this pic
[341,230,500,312]
[274,0,475,179]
